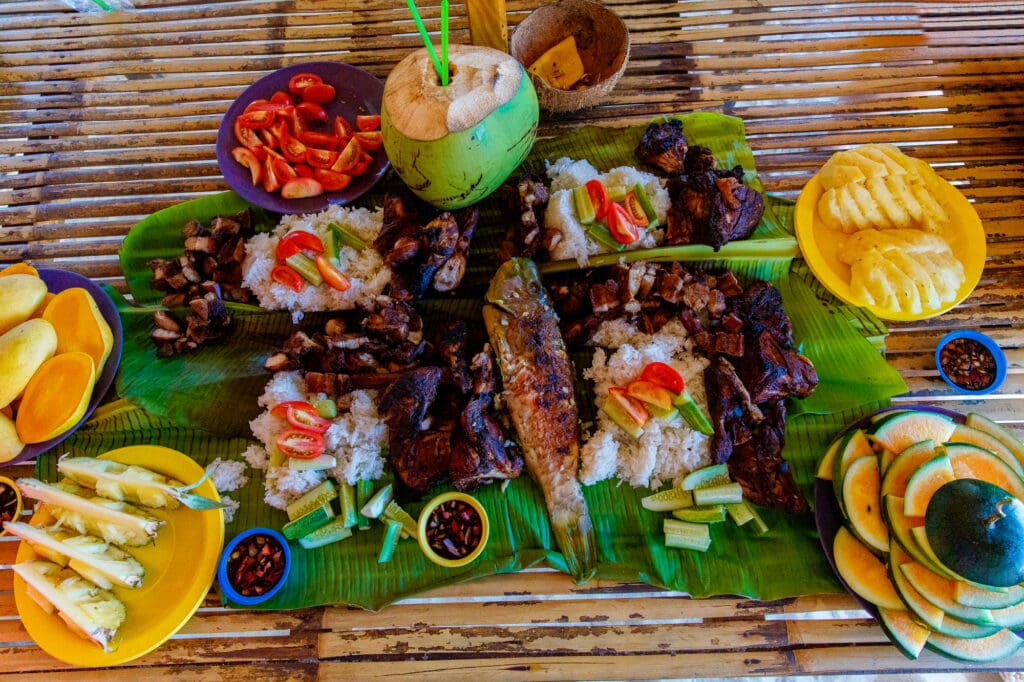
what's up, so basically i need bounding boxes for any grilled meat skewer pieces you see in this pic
[483,258,595,582]
[635,118,688,175]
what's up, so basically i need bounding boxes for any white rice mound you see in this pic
[246,370,388,510]
[580,319,712,489]
[544,158,669,266]
[242,205,391,322]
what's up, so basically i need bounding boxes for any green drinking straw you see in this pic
[90,0,113,10]
[404,0,444,84]
[440,0,449,86]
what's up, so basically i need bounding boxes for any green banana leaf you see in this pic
[83,112,909,609]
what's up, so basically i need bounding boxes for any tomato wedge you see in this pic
[296,101,328,123]
[288,72,323,94]
[331,137,361,173]
[314,168,352,191]
[238,110,275,129]
[269,401,312,419]
[294,163,315,178]
[585,180,611,220]
[356,114,381,131]
[272,156,298,181]
[263,154,281,192]
[315,254,351,291]
[302,83,336,104]
[624,190,651,228]
[281,177,324,199]
[276,230,324,260]
[280,132,308,164]
[276,429,326,459]
[270,90,293,106]
[284,404,332,433]
[231,147,263,186]
[271,264,304,292]
[234,119,263,150]
[639,362,684,395]
[607,202,641,245]
[299,130,340,150]
[334,115,354,139]
[305,147,339,169]
[353,131,382,151]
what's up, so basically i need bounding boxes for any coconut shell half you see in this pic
[511,0,630,113]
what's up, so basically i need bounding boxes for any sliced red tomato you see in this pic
[607,202,641,245]
[624,190,651,228]
[288,72,323,95]
[231,146,263,186]
[280,132,308,164]
[249,145,269,162]
[272,156,298,181]
[269,400,315,419]
[276,230,324,260]
[356,114,381,131]
[263,154,281,192]
[315,254,351,291]
[294,163,315,178]
[314,168,352,191]
[234,119,263,150]
[281,177,324,199]
[334,115,354,140]
[296,101,328,123]
[353,130,382,151]
[331,137,361,173]
[276,429,325,459]
[270,90,293,106]
[299,130,340,150]
[585,179,611,221]
[289,107,308,137]
[237,109,275,129]
[270,264,304,292]
[349,161,368,177]
[639,362,684,395]
[257,127,278,149]
[285,404,332,433]
[305,147,339,169]
[302,83,336,104]
[244,101,288,115]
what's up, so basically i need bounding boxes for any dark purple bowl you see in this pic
[215,61,390,214]
[5,270,123,466]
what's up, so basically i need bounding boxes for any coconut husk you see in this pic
[510,0,630,113]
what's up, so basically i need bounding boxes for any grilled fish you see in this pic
[483,258,595,581]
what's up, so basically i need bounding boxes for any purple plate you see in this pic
[5,270,123,466]
[215,61,390,214]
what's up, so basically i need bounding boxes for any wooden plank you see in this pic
[16,662,317,680]
[793,643,1024,674]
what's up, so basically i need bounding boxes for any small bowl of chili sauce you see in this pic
[218,527,291,606]
[0,476,23,536]
[935,330,1006,395]
[417,492,490,568]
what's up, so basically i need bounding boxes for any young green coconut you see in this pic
[381,44,539,210]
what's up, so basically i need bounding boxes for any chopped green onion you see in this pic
[328,222,369,252]
[284,253,323,286]
[377,518,403,563]
[339,482,358,528]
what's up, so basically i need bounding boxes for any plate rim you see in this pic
[795,173,986,322]
[12,446,224,667]
[7,270,124,466]
[215,60,391,214]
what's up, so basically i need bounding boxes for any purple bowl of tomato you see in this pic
[215,62,391,215]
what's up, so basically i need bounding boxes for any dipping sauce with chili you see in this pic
[218,528,290,604]
[0,477,21,534]
[418,492,489,567]
[935,330,1006,395]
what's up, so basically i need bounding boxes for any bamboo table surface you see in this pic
[1,0,1023,678]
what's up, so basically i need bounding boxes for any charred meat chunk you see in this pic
[500,172,553,260]
[379,367,450,495]
[635,119,688,175]
[665,146,765,250]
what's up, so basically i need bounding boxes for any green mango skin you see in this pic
[926,478,1024,588]
[382,75,539,210]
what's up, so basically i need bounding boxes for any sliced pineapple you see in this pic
[18,477,163,546]
[57,456,223,511]
[4,521,144,589]
[13,560,125,652]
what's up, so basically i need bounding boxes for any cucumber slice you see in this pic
[586,223,626,252]
[328,222,370,252]
[383,500,418,539]
[672,505,726,523]
[285,480,338,521]
[573,185,596,224]
[725,501,754,526]
[607,185,627,203]
[355,479,373,530]
[298,517,353,549]
[282,503,335,540]
[681,464,730,490]
[339,482,358,528]
[693,482,744,506]
[664,518,711,552]
[672,390,714,435]
[361,483,393,519]
[631,183,659,224]
[288,454,336,472]
[378,518,403,563]
[312,399,337,419]
[284,252,323,286]
[641,487,693,512]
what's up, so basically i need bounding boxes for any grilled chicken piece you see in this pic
[450,349,524,491]
[433,207,478,292]
[635,118,688,175]
[728,401,809,514]
[379,367,450,495]
[705,356,764,464]
[437,320,473,395]
[666,146,764,250]
[483,258,595,581]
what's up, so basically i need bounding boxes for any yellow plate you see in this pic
[794,174,986,321]
[13,446,224,667]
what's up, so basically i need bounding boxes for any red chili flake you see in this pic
[940,337,997,391]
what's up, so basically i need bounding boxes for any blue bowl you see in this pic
[935,330,1007,396]
[217,527,290,606]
